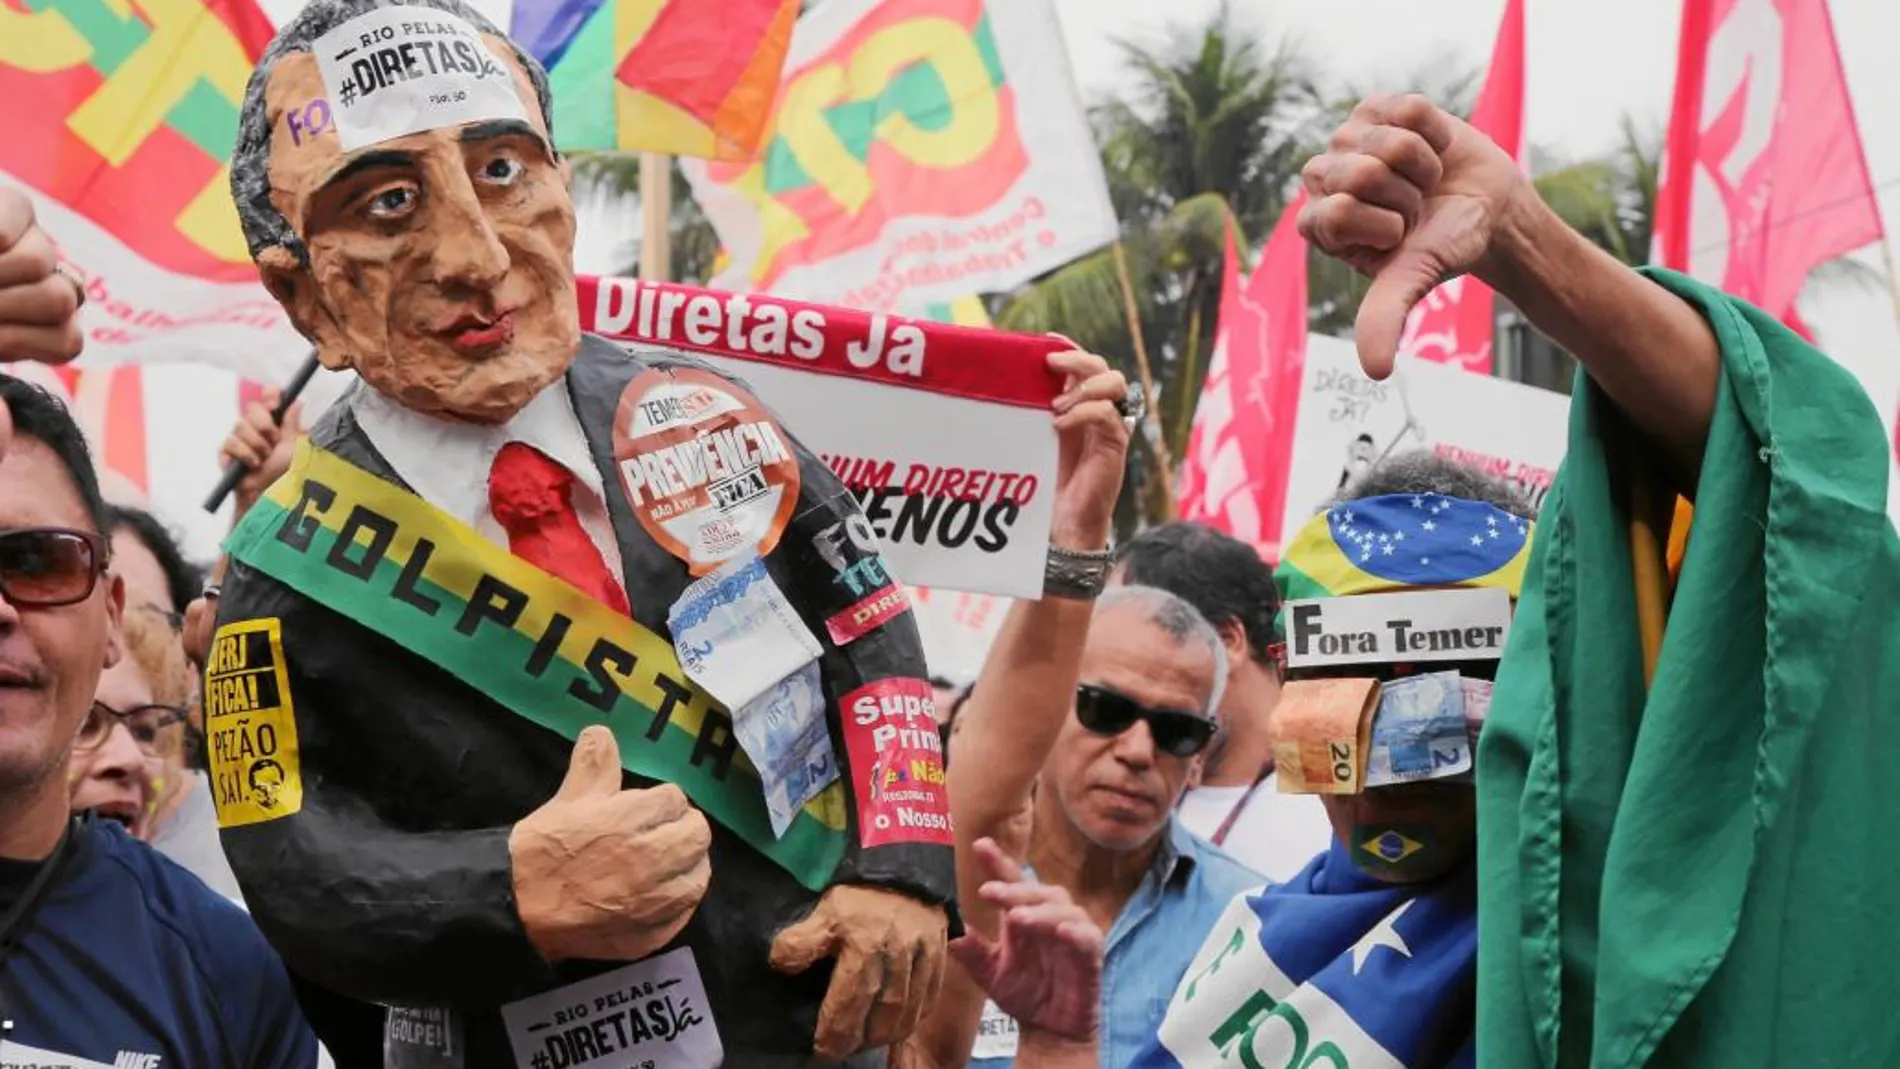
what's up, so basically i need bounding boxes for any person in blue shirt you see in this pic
[965,584,1266,1069]
[0,371,316,1069]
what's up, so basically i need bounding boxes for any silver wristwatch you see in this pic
[1044,544,1115,600]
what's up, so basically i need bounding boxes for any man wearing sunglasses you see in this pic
[1111,523,1334,882]
[0,376,315,1067]
[970,584,1265,1069]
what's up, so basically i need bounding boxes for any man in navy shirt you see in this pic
[0,366,315,1069]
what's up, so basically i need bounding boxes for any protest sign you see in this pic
[579,276,1064,599]
[1280,336,1571,539]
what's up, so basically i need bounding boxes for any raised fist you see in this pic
[510,725,713,962]
[0,186,84,366]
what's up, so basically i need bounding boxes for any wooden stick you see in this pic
[1109,239,1176,518]
[639,152,673,283]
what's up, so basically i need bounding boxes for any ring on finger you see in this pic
[52,263,85,309]
[1115,382,1146,430]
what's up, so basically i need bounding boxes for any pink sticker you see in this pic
[840,677,950,847]
[825,584,911,646]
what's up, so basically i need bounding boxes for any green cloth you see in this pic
[1475,267,1900,1068]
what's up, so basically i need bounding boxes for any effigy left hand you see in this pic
[769,884,950,1060]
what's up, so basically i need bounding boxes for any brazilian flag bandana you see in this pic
[1274,493,1536,637]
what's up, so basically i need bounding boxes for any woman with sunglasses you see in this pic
[67,608,191,841]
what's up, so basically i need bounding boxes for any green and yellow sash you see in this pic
[224,440,848,890]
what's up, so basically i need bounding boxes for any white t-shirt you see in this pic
[1176,774,1335,882]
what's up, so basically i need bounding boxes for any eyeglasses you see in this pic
[0,527,108,608]
[1074,683,1217,758]
[136,603,185,632]
[74,701,189,758]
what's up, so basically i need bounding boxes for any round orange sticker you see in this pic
[613,367,803,573]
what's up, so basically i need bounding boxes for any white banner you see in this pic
[580,277,1062,599]
[1281,336,1572,534]
[681,0,1116,313]
[12,188,307,383]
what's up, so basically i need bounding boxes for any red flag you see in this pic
[1396,0,1525,375]
[1655,0,1889,562]
[1655,0,1882,321]
[1179,196,1309,559]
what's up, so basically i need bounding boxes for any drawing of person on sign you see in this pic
[207,1,958,1065]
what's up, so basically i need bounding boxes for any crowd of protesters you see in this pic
[0,76,1894,1069]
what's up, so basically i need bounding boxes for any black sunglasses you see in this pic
[0,527,109,608]
[1074,683,1217,758]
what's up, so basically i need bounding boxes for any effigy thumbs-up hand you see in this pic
[1297,94,1535,381]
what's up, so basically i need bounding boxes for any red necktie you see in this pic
[487,441,631,615]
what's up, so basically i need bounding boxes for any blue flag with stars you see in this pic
[1128,839,1476,1069]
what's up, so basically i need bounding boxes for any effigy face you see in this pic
[250,6,579,424]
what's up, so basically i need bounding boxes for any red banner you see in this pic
[578,276,1065,410]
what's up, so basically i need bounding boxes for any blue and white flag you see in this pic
[1129,838,1476,1069]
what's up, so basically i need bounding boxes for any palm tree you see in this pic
[567,153,722,284]
[994,5,1322,525]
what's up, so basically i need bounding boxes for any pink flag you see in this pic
[1655,0,1882,324]
[1655,0,1889,557]
[1395,0,1525,375]
[1179,196,1310,559]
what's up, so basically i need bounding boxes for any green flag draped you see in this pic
[1476,268,1900,1068]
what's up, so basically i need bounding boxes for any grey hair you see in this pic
[1332,449,1538,520]
[230,0,557,267]
[1093,585,1230,719]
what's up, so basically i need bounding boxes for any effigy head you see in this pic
[231,0,581,424]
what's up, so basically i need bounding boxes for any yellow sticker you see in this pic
[203,618,303,828]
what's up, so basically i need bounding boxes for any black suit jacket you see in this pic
[215,336,955,1068]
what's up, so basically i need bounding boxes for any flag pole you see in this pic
[639,152,673,282]
[1110,239,1176,518]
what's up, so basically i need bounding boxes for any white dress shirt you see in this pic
[350,382,625,582]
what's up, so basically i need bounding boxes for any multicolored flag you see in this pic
[1653,0,1887,564]
[681,0,1116,314]
[520,0,798,158]
[0,0,304,378]
[1394,0,1523,375]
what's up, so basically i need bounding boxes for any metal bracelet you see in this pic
[1044,544,1115,600]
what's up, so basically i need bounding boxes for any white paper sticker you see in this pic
[500,948,722,1069]
[667,552,823,711]
[971,999,1021,1061]
[1283,588,1512,669]
[313,8,528,152]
